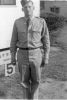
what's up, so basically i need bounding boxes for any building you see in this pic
[40,1,67,17]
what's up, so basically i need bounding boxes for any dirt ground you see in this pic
[0,24,67,99]
[0,46,67,99]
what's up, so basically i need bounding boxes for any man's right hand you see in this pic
[11,58,16,65]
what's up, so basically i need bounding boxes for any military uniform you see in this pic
[10,16,50,99]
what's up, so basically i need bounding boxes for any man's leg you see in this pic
[29,49,42,99]
[30,61,41,99]
[17,50,31,99]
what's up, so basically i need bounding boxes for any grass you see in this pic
[0,46,67,99]
[41,50,67,81]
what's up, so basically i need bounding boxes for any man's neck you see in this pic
[25,15,34,21]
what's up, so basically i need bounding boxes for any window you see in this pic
[50,6,60,14]
[0,0,16,5]
[55,7,59,13]
[50,7,54,12]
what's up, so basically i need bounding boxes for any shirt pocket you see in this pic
[18,31,27,42]
[31,28,41,42]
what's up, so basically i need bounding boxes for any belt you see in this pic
[19,47,42,50]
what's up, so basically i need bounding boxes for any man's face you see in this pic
[23,1,34,18]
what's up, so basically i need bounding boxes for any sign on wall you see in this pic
[0,49,15,76]
[5,63,15,76]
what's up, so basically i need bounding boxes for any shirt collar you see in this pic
[25,15,34,22]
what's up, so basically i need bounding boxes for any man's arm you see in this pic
[41,19,50,65]
[10,21,18,65]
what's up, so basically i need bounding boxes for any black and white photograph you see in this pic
[0,0,67,99]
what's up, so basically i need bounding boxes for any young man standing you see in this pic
[10,0,50,99]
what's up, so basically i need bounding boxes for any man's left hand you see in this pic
[41,58,48,67]
[44,59,48,65]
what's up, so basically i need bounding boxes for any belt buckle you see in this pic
[27,48,33,50]
[27,48,29,50]
[28,48,31,50]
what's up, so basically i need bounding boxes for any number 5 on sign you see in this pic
[5,63,15,76]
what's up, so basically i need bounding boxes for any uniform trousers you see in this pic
[17,48,42,99]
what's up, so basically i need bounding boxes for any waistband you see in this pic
[19,46,43,50]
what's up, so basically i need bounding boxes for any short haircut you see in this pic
[21,0,33,7]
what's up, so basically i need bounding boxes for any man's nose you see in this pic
[26,7,30,11]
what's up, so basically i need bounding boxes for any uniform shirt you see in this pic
[10,17,50,60]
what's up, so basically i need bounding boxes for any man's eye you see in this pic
[29,6,31,8]
[24,6,32,9]
[25,7,27,9]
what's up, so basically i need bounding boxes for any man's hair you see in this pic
[21,0,33,7]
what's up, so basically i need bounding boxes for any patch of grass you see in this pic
[0,73,5,78]
[0,82,7,99]
[0,47,67,99]
[0,90,6,97]
[41,49,67,81]
[0,69,5,78]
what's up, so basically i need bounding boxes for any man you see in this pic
[10,0,50,99]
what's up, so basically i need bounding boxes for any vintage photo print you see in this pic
[0,0,67,99]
